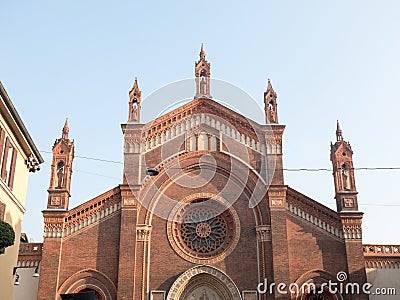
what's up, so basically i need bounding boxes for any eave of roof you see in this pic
[0,82,44,163]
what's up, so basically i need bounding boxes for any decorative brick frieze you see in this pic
[364,244,400,269]
[256,225,271,242]
[340,213,363,240]
[287,202,343,239]
[140,111,266,155]
[17,242,43,267]
[43,222,64,238]
[342,224,362,239]
[136,225,152,241]
[286,188,343,239]
[141,99,262,140]
[364,244,400,256]
[43,210,67,238]
[61,188,122,238]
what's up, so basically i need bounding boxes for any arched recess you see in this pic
[57,269,117,300]
[166,265,242,300]
[291,269,343,300]
[138,150,270,227]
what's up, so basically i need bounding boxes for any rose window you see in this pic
[168,197,240,263]
[180,207,227,254]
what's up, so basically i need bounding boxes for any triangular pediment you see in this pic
[52,138,73,152]
[331,140,353,157]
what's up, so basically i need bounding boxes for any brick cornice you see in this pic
[63,187,122,237]
[364,245,400,269]
[17,242,43,266]
[65,186,121,218]
[287,187,340,221]
[286,187,343,239]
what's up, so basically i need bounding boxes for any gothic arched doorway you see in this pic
[166,265,242,300]
[180,273,231,300]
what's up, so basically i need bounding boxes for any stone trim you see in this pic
[166,265,242,300]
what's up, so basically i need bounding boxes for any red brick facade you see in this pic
[37,47,368,300]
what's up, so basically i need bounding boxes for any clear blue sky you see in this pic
[1,1,399,243]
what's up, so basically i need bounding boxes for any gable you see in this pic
[141,98,266,142]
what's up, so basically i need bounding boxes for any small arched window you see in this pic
[268,100,274,110]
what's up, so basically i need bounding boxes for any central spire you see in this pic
[194,44,211,99]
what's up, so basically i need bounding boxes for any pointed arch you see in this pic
[291,269,343,300]
[57,268,117,300]
[166,265,242,300]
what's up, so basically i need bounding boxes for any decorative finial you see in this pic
[129,78,142,122]
[62,118,69,139]
[264,78,278,124]
[129,77,141,97]
[266,79,276,97]
[336,120,343,142]
[200,43,206,60]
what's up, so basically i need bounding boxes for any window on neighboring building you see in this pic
[7,147,17,189]
[0,201,5,220]
[0,133,18,190]
[0,128,5,165]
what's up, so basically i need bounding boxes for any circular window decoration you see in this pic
[167,194,240,264]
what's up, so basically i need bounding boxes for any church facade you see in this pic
[37,47,369,300]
